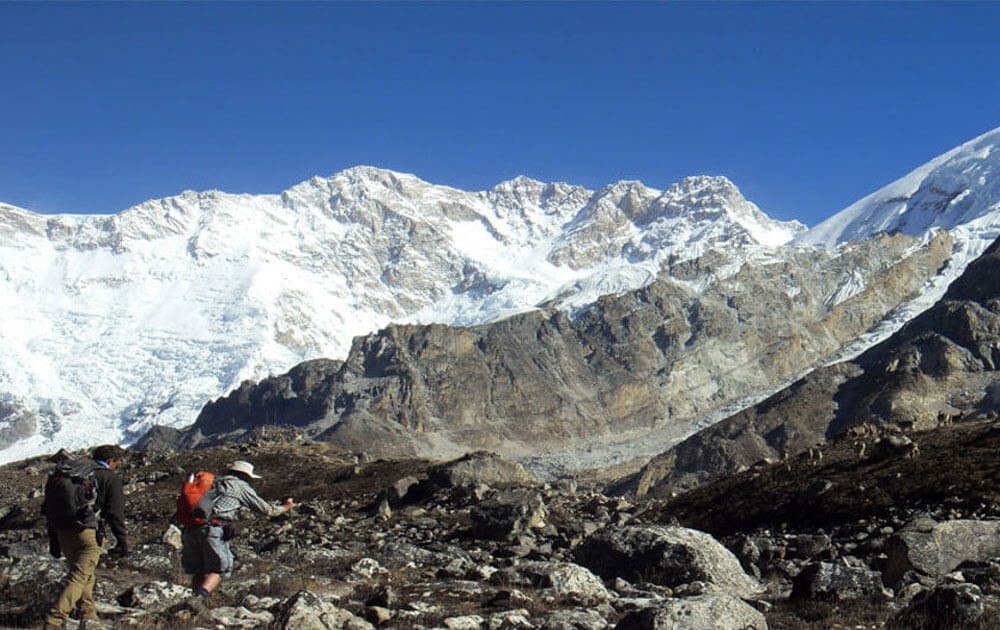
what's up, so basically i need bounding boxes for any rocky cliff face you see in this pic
[184,231,954,473]
[626,235,1000,499]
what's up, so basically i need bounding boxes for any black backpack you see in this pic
[43,459,100,527]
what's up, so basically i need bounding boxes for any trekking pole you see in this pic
[284,499,309,591]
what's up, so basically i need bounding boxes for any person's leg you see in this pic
[77,554,100,621]
[198,525,233,594]
[200,572,222,593]
[181,526,210,594]
[45,528,101,627]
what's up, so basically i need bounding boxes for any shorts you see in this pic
[181,524,233,576]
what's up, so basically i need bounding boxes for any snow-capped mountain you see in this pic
[3,125,1000,466]
[796,127,1000,251]
[791,126,1000,365]
[0,171,802,462]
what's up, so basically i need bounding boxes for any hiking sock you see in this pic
[195,587,210,597]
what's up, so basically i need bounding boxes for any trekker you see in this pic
[42,444,128,630]
[180,460,294,605]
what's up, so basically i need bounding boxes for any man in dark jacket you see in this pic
[43,444,128,630]
[91,444,128,558]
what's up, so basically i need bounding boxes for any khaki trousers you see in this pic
[46,527,102,627]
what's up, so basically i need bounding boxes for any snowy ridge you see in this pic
[0,171,802,462]
[796,126,1000,250]
[793,125,1000,363]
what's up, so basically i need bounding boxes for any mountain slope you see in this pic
[625,234,1000,498]
[0,173,802,462]
[178,231,952,476]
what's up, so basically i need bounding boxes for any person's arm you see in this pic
[99,472,128,555]
[236,480,293,517]
[47,524,61,558]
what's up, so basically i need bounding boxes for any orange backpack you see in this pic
[175,471,219,526]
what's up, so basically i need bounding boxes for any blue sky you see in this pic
[1,2,998,226]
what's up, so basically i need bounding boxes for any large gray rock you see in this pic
[429,451,534,489]
[274,590,375,630]
[791,561,884,601]
[887,583,987,630]
[884,519,1000,586]
[470,488,548,538]
[116,580,190,612]
[575,524,762,599]
[495,561,610,602]
[540,608,609,630]
[544,562,611,602]
[614,593,768,630]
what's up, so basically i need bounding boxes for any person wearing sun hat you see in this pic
[181,460,294,609]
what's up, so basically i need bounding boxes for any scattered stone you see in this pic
[273,590,375,630]
[471,489,548,539]
[116,581,190,612]
[428,451,534,489]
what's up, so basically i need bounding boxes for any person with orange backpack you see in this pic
[176,460,294,609]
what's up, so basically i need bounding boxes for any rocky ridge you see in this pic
[624,234,1000,499]
[176,231,953,476]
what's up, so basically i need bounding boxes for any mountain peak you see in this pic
[796,126,1000,249]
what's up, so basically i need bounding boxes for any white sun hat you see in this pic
[228,460,262,479]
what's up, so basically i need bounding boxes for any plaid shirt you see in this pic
[211,475,285,522]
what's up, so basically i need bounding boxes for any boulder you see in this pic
[116,580,190,612]
[540,608,609,630]
[791,561,884,601]
[544,562,611,602]
[273,590,375,630]
[614,593,768,630]
[884,519,1000,585]
[444,614,486,629]
[887,583,987,630]
[575,524,762,599]
[206,605,276,628]
[471,489,548,538]
[428,451,534,489]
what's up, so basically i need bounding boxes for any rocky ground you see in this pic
[1,423,999,629]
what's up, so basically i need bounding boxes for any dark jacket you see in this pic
[93,464,127,551]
